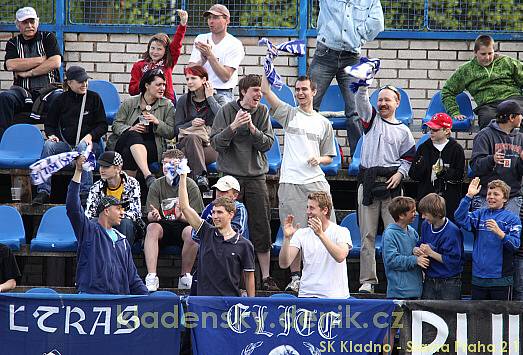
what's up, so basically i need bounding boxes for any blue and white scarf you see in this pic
[258,38,305,89]
[344,57,381,93]
[164,158,191,186]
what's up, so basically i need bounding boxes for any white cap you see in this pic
[16,7,38,22]
[213,176,240,192]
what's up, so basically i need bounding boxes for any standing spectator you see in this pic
[442,34,523,129]
[309,0,384,156]
[85,151,144,247]
[0,244,21,293]
[110,69,176,189]
[175,66,227,192]
[211,74,280,291]
[188,4,244,102]
[0,6,62,137]
[469,99,523,215]
[129,10,188,105]
[408,113,465,222]
[261,73,337,292]
[415,193,463,300]
[355,84,416,293]
[143,149,204,291]
[33,66,107,205]
[455,178,521,300]
[67,155,148,295]
[279,192,351,298]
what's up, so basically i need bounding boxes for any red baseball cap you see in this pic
[426,113,453,130]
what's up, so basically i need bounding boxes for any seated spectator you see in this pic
[409,113,465,222]
[175,66,226,192]
[455,178,521,300]
[0,243,21,293]
[144,149,204,291]
[33,66,107,205]
[178,167,255,296]
[279,192,351,298]
[66,155,148,295]
[383,196,428,299]
[0,6,61,138]
[110,69,175,189]
[414,193,463,300]
[85,151,144,247]
[129,10,188,105]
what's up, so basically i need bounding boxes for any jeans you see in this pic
[471,195,522,216]
[309,42,362,156]
[37,140,102,195]
[421,276,462,300]
[215,89,234,102]
[471,284,511,300]
[513,255,523,301]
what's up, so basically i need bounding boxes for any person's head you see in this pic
[139,68,166,99]
[96,196,129,225]
[161,149,185,176]
[98,151,123,181]
[473,35,495,67]
[487,179,510,209]
[294,76,317,107]
[306,191,333,220]
[15,7,39,40]
[426,112,452,141]
[377,85,401,119]
[212,196,236,229]
[204,4,230,35]
[238,74,262,108]
[418,193,446,224]
[388,196,416,223]
[143,33,173,67]
[184,66,209,92]
[495,99,523,128]
[212,175,240,199]
[64,66,90,95]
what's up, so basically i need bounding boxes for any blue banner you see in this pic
[188,296,397,355]
[0,292,182,355]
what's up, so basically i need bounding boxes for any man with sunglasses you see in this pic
[354,84,416,293]
[0,7,62,138]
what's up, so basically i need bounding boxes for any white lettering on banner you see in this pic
[227,303,250,334]
[65,306,87,335]
[251,305,273,337]
[294,309,316,337]
[277,305,293,337]
[509,315,520,355]
[90,307,112,335]
[412,310,449,355]
[456,313,467,355]
[492,314,503,355]
[33,306,60,333]
[318,312,341,340]
[9,305,28,332]
[115,305,140,334]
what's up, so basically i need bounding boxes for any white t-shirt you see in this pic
[189,33,245,89]
[271,104,336,184]
[290,222,351,298]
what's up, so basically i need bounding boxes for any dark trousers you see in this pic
[475,95,523,129]
[0,89,28,136]
[421,276,462,300]
[177,134,217,178]
[471,284,512,300]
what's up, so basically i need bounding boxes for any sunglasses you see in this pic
[380,85,401,100]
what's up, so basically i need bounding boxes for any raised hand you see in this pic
[177,9,188,26]
[283,215,298,238]
[466,177,481,198]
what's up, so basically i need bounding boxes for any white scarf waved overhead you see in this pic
[258,38,306,90]
[344,57,381,93]
[163,158,191,186]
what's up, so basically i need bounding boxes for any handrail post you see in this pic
[297,0,309,76]
[55,0,66,78]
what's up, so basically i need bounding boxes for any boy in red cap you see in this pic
[409,113,465,222]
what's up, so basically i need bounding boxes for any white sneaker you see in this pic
[178,273,193,289]
[145,274,159,292]
[285,275,300,292]
[358,283,374,294]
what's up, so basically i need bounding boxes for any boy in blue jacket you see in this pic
[67,155,148,295]
[455,177,521,300]
[415,193,463,300]
[383,196,429,299]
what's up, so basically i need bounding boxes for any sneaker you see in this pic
[178,273,193,289]
[145,273,159,292]
[358,283,374,294]
[285,275,300,292]
[145,175,156,189]
[261,276,280,291]
[196,175,209,192]
[32,192,50,205]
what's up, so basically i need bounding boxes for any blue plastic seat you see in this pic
[321,138,342,176]
[0,206,25,251]
[340,212,361,258]
[270,293,297,298]
[462,228,474,260]
[26,287,58,294]
[422,91,474,132]
[261,84,296,129]
[88,80,121,124]
[370,87,413,126]
[272,226,284,255]
[416,133,430,150]
[319,85,346,129]
[30,206,77,252]
[0,124,44,168]
[347,136,363,176]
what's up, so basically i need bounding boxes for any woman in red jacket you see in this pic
[129,9,187,105]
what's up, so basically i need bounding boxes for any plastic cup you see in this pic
[11,187,21,201]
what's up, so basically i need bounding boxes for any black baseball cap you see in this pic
[65,66,90,82]
[98,151,123,167]
[96,196,130,215]
[496,100,523,116]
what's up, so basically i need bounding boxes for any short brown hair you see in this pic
[388,196,416,222]
[418,193,446,219]
[162,149,185,161]
[487,179,510,200]
[238,74,261,100]
[295,75,317,91]
[308,191,333,216]
[213,196,236,214]
[474,34,494,52]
